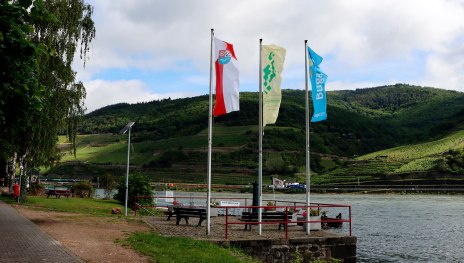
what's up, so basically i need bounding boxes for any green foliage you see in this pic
[99,173,116,199]
[29,182,45,196]
[123,232,259,263]
[0,0,48,160]
[149,150,188,168]
[0,0,95,190]
[115,172,153,206]
[81,87,464,160]
[72,181,94,198]
[359,130,464,162]
[310,209,320,216]
[437,149,464,174]
[394,158,439,174]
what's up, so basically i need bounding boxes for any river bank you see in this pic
[310,184,464,194]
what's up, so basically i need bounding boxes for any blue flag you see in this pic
[308,46,323,67]
[308,46,327,122]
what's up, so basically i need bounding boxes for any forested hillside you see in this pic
[52,84,464,185]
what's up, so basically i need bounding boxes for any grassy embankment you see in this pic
[318,129,464,185]
[1,196,257,263]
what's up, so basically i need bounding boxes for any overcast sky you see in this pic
[75,0,464,113]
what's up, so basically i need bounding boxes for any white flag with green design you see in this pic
[262,44,286,127]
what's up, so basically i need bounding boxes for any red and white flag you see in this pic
[214,37,239,116]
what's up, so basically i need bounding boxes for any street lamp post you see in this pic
[120,122,135,216]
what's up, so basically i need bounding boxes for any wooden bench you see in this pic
[166,205,175,221]
[47,189,71,198]
[239,211,293,230]
[174,207,207,226]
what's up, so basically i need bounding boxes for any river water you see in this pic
[182,192,464,262]
[285,194,464,262]
[97,190,464,262]
[301,194,464,263]
[346,194,463,263]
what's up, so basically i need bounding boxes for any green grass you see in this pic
[394,157,441,174]
[21,196,125,216]
[122,232,259,263]
[359,130,464,162]
[59,124,254,166]
[333,129,464,176]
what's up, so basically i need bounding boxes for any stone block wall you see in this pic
[216,236,357,263]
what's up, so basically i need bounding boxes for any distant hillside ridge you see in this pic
[51,84,464,185]
[81,84,464,157]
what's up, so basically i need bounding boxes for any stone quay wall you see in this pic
[216,236,357,263]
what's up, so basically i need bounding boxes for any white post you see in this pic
[304,40,311,234]
[258,38,263,235]
[206,28,214,235]
[125,126,131,216]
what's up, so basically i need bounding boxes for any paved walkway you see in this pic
[0,200,82,263]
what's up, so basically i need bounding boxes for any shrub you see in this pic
[72,181,94,198]
[29,182,45,196]
[114,172,153,206]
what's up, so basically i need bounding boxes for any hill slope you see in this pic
[52,84,464,185]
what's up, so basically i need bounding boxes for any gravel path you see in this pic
[144,214,343,241]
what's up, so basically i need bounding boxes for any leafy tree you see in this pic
[437,149,464,174]
[72,180,94,198]
[100,173,117,199]
[0,0,95,190]
[0,0,47,188]
[115,173,153,206]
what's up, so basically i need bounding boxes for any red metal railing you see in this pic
[221,204,351,240]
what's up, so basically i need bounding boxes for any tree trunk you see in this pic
[19,153,28,199]
[8,152,17,192]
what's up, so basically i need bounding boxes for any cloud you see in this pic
[422,43,464,91]
[84,0,464,68]
[84,79,198,113]
[75,0,464,111]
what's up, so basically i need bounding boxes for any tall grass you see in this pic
[122,232,259,263]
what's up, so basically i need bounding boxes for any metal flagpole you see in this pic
[206,28,214,235]
[304,40,311,234]
[258,38,263,235]
[120,121,135,216]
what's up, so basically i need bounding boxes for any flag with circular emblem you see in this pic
[214,37,239,116]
